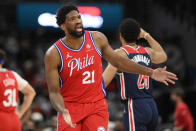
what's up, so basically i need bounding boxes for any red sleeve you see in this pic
[175,107,188,128]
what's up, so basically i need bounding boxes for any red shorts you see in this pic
[57,98,109,131]
[0,111,21,131]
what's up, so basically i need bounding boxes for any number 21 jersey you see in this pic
[54,30,106,103]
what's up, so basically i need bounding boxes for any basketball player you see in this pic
[0,49,36,131]
[44,5,177,131]
[103,18,174,131]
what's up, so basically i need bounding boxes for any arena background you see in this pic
[0,0,196,131]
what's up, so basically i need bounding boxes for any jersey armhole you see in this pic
[53,44,64,73]
[120,47,129,56]
[143,47,150,55]
[89,31,102,57]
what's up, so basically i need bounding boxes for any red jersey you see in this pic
[175,102,194,131]
[0,69,18,112]
[54,30,106,103]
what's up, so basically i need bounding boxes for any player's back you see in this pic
[0,69,18,112]
[116,45,153,100]
[53,30,106,103]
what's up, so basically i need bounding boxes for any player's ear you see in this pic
[137,29,141,39]
[119,33,122,40]
[60,24,65,31]
[119,33,124,43]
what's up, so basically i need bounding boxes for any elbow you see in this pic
[153,53,168,64]
[162,53,168,62]
[28,85,36,98]
[32,88,36,98]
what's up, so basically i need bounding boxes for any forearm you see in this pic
[49,92,66,115]
[103,64,118,87]
[174,127,183,131]
[146,34,167,63]
[146,34,165,52]
[19,93,35,118]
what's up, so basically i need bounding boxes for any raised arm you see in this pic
[92,31,177,85]
[44,46,75,128]
[140,29,167,64]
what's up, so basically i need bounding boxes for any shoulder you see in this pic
[91,31,108,42]
[176,103,188,112]
[11,71,29,90]
[45,45,60,62]
[10,70,22,80]
[11,71,24,80]
[115,48,128,57]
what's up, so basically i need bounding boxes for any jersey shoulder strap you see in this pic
[137,46,149,54]
[121,45,148,54]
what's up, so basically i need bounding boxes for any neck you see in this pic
[126,42,137,48]
[62,33,84,49]
[176,98,183,105]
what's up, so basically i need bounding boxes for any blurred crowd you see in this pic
[0,1,196,131]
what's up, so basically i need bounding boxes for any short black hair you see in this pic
[0,49,6,64]
[171,88,184,98]
[119,18,141,43]
[56,4,79,26]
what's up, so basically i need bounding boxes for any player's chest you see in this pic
[62,51,101,77]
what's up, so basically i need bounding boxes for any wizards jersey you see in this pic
[54,30,106,103]
[0,69,18,112]
[116,45,153,99]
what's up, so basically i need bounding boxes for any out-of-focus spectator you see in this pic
[170,88,194,131]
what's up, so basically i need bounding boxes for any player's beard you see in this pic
[67,26,84,38]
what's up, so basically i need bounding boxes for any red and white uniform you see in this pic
[0,68,28,131]
[54,30,108,131]
[175,102,194,131]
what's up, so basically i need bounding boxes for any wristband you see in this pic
[144,33,149,39]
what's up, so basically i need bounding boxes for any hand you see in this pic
[151,66,178,86]
[139,28,148,39]
[15,110,22,119]
[62,109,76,128]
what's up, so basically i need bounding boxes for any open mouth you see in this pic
[75,25,83,32]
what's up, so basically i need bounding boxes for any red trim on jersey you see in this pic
[128,99,135,131]
[121,45,148,54]
[119,73,126,100]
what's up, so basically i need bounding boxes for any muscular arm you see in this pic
[44,46,66,115]
[18,84,36,118]
[142,30,167,64]
[93,32,153,76]
[92,31,177,85]
[44,46,75,128]
[92,31,153,76]
[103,49,127,87]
